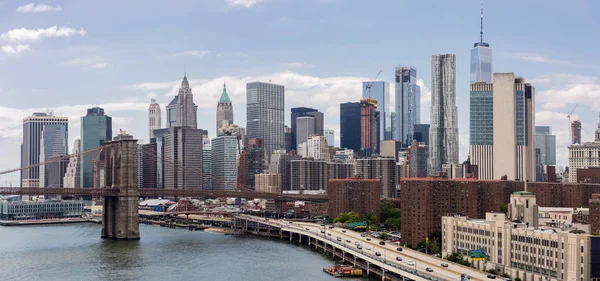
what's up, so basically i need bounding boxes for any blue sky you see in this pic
[0,0,599,180]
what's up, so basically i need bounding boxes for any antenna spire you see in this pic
[480,2,484,44]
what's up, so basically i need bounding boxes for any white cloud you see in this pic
[534,74,600,110]
[62,57,108,69]
[280,62,314,68]
[514,53,590,67]
[17,3,62,13]
[226,0,266,8]
[173,50,211,57]
[1,44,30,55]
[1,26,86,42]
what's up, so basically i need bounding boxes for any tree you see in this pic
[445,252,471,267]
[365,213,378,227]
[333,211,360,224]
[380,201,401,229]
[385,217,401,229]
[500,203,508,214]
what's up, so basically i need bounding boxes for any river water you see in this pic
[0,223,366,281]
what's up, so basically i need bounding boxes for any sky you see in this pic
[0,0,599,181]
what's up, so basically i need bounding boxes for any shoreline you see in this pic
[203,226,238,234]
[0,218,92,226]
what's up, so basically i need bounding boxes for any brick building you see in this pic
[590,194,600,234]
[328,178,380,221]
[577,168,600,184]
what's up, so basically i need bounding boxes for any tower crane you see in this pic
[365,70,382,99]
[567,104,578,142]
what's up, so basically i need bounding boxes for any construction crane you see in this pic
[567,104,578,143]
[365,70,382,99]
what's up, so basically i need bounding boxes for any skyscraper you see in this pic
[63,138,81,189]
[360,98,379,156]
[39,123,68,188]
[21,112,68,188]
[290,107,323,151]
[429,54,459,175]
[535,126,556,166]
[295,116,315,149]
[413,124,430,145]
[80,107,112,188]
[340,102,361,151]
[470,4,492,83]
[163,126,203,190]
[572,120,582,144]
[354,156,397,198]
[246,82,285,158]
[324,128,335,147]
[243,138,266,190]
[166,75,198,129]
[216,82,234,132]
[148,99,161,140]
[211,135,239,190]
[363,81,391,140]
[493,73,536,181]
[394,66,421,146]
[469,82,494,179]
[202,137,212,190]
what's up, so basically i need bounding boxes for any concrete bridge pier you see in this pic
[101,139,140,240]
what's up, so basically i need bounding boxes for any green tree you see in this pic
[384,217,401,230]
[500,203,508,214]
[445,252,471,267]
[333,211,360,224]
[514,278,522,281]
[380,201,401,229]
[365,212,378,227]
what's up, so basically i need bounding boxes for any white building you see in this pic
[333,149,354,163]
[324,128,335,147]
[442,192,598,281]
[568,119,600,182]
[148,99,161,140]
[297,142,307,158]
[307,135,329,161]
[63,138,81,189]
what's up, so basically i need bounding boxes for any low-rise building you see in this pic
[0,199,84,220]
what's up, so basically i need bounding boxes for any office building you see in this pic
[290,107,323,151]
[39,123,68,188]
[255,173,281,194]
[328,162,354,179]
[44,155,69,189]
[269,149,301,191]
[166,75,198,128]
[307,135,329,161]
[243,138,266,189]
[469,82,494,179]
[140,143,157,188]
[80,107,111,189]
[324,129,335,147]
[148,99,161,140]
[568,120,600,182]
[211,135,239,190]
[247,82,285,158]
[328,178,380,221]
[408,141,428,178]
[363,81,391,141]
[536,126,556,166]
[284,126,292,151]
[360,98,379,156]
[202,137,212,190]
[470,5,492,83]
[340,102,361,151]
[354,156,396,198]
[442,192,598,281]
[290,159,328,191]
[380,140,401,160]
[151,128,169,188]
[413,124,429,145]
[572,120,582,144]
[63,138,81,189]
[429,54,459,175]
[493,73,535,181]
[295,116,315,149]
[163,126,203,190]
[216,82,234,132]
[394,66,420,146]
[21,112,68,189]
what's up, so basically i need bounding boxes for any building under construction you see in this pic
[360,98,379,157]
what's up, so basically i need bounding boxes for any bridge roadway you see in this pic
[0,187,329,202]
[238,215,491,281]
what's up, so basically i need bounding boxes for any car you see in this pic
[327,233,332,236]
[365,246,372,251]
[357,245,362,249]
[366,238,371,241]
[379,241,385,245]
[487,274,496,279]
[407,261,415,266]
[328,226,334,229]
[342,230,346,233]
[426,267,433,272]
[320,230,325,234]
[501,279,511,281]
[440,263,448,267]
[360,233,366,237]
[305,228,309,230]
[375,252,381,256]
[337,237,342,241]
[395,257,402,261]
[461,273,470,279]
[346,239,351,243]
[396,247,402,251]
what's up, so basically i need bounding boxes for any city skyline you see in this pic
[1,0,598,176]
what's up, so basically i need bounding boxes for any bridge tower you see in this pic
[101,139,140,240]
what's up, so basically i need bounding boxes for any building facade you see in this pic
[163,126,203,190]
[166,75,198,129]
[408,141,428,177]
[255,173,281,194]
[470,14,493,83]
[394,66,420,146]
[324,128,335,147]
[413,124,430,145]
[290,107,323,151]
[63,138,81,189]
[269,149,301,191]
[295,116,315,149]
[328,178,381,221]
[429,54,459,175]
[354,156,396,198]
[202,137,212,190]
[0,199,84,220]
[363,81,391,141]
[246,82,285,158]
[39,123,68,188]
[21,112,68,189]
[470,82,494,179]
[572,120,582,144]
[148,99,161,140]
[340,102,361,151]
[244,138,266,190]
[216,83,234,132]
[328,162,354,179]
[80,107,111,189]
[307,135,329,161]
[211,135,239,190]
[536,126,557,166]
[141,143,157,188]
[360,98,379,156]
[290,159,328,191]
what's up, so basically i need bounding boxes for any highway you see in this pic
[238,215,493,281]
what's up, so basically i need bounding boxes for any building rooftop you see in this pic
[218,83,231,103]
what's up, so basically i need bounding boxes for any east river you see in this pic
[0,223,367,281]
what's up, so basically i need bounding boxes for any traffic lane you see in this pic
[297,223,487,281]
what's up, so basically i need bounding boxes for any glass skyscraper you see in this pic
[362,81,390,140]
[340,102,361,151]
[246,82,285,158]
[394,66,420,146]
[470,5,492,83]
[80,107,112,188]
